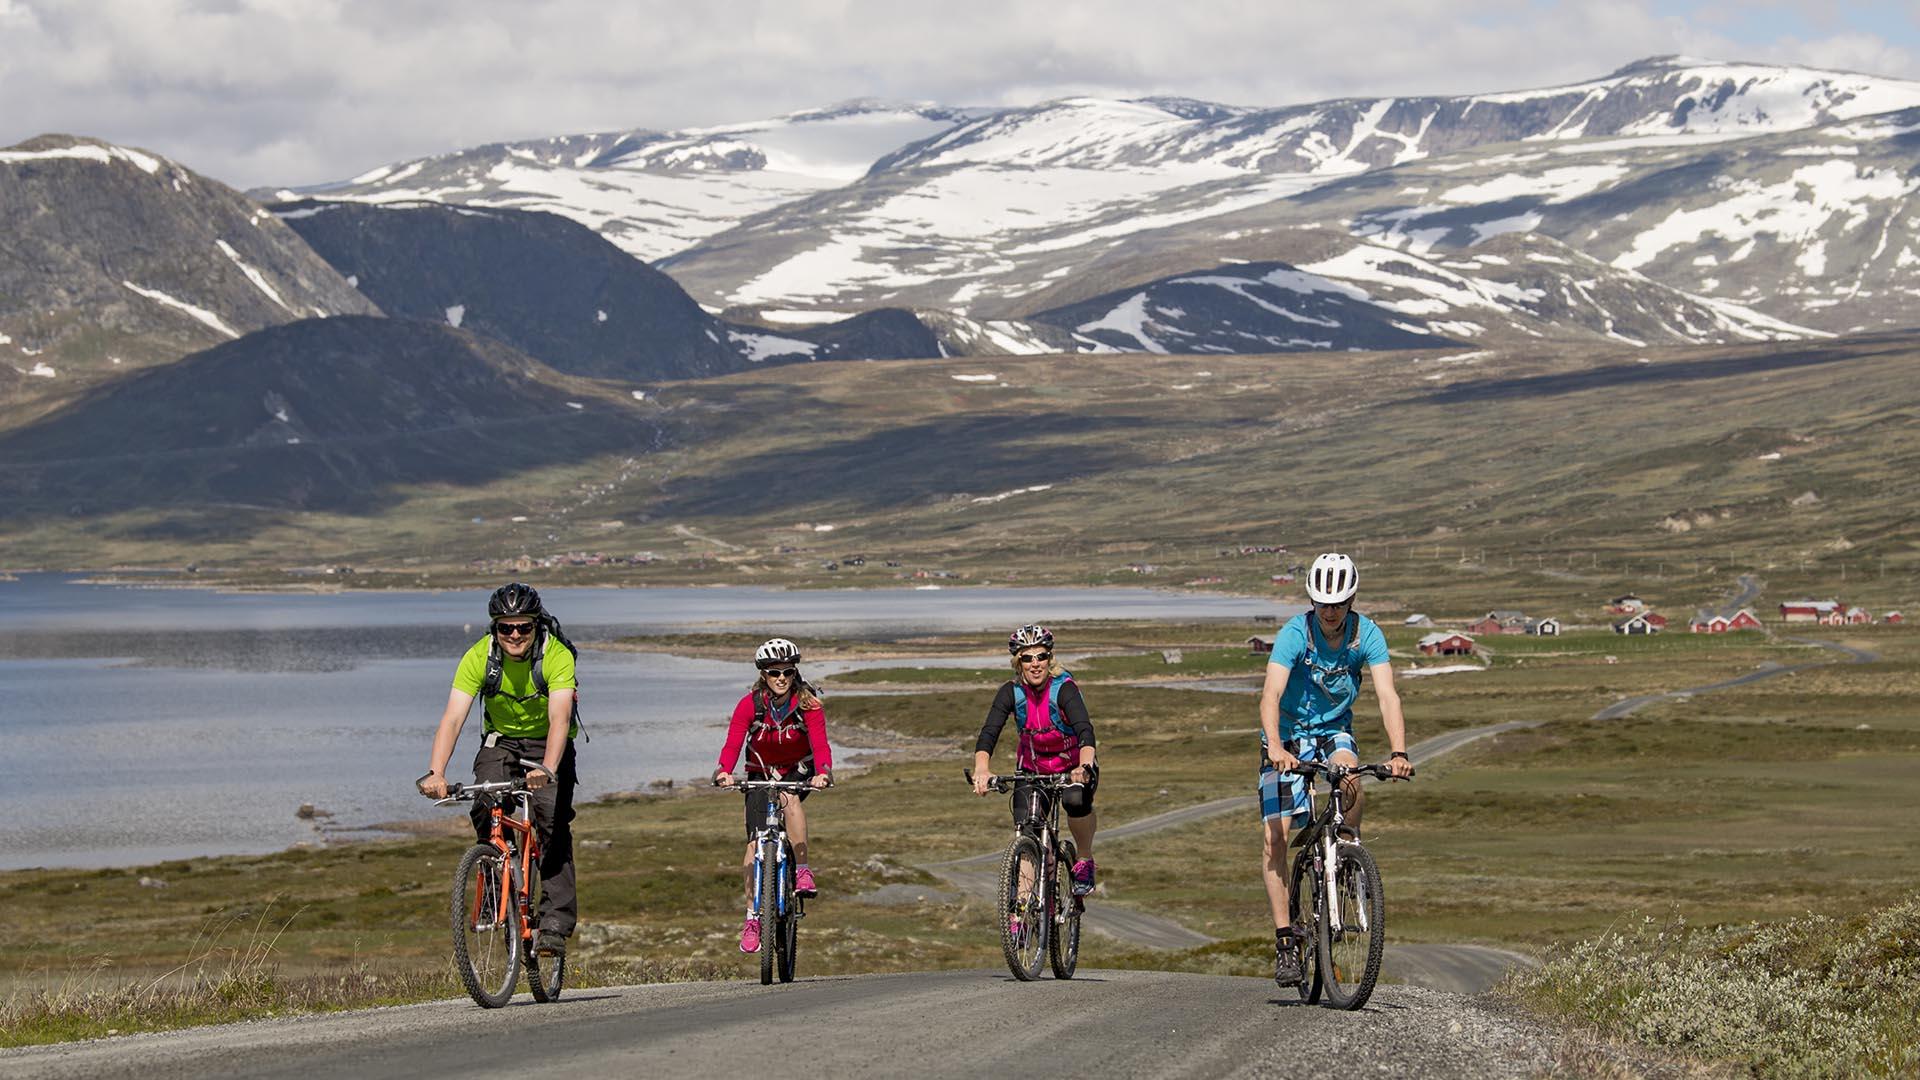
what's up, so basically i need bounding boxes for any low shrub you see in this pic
[1504,896,1920,1077]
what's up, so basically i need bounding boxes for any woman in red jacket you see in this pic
[712,637,834,954]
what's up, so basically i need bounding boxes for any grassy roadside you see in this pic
[4,622,1917,1055]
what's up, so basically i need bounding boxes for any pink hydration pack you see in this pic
[1015,671,1080,773]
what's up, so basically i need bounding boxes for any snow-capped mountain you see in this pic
[269,101,980,261]
[290,56,1920,350]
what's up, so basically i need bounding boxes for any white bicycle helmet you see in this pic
[1305,553,1359,605]
[754,637,802,668]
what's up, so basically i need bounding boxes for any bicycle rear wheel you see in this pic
[525,857,566,1003]
[777,852,800,983]
[1048,841,1081,980]
[451,843,521,1008]
[1319,842,1385,1010]
[757,838,779,986]
[998,835,1047,981]
[1287,848,1322,1004]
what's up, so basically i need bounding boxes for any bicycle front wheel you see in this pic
[998,835,1047,981]
[1288,848,1322,1004]
[1319,842,1385,1010]
[757,838,779,986]
[1048,842,1080,980]
[777,852,800,984]
[451,843,521,1008]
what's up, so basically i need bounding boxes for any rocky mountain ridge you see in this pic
[0,135,379,410]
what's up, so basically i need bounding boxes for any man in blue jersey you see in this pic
[1258,552,1412,986]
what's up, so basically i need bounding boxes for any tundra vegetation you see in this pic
[3,622,1915,1077]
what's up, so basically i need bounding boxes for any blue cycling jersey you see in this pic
[1266,611,1390,739]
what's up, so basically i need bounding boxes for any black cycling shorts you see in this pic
[744,761,815,838]
[1012,765,1098,828]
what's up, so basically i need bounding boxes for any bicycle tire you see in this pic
[1287,847,1322,1004]
[777,848,799,984]
[998,834,1047,981]
[1049,840,1081,979]
[524,853,566,1003]
[1319,842,1385,1010]
[758,837,779,985]
[451,843,520,1008]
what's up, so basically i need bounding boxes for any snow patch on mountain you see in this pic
[1615,160,1919,271]
[215,240,296,315]
[120,281,240,338]
[728,328,817,361]
[0,142,161,174]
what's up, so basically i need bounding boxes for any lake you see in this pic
[0,575,1281,869]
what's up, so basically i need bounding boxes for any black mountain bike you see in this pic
[1284,759,1411,1010]
[723,776,820,985]
[968,769,1083,981]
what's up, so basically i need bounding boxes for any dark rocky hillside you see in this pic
[0,136,377,396]
[276,200,944,375]
[1028,261,1455,353]
[275,200,742,379]
[0,316,656,516]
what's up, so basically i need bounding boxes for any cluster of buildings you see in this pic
[468,551,659,573]
[1403,591,1904,656]
[1774,599,1900,626]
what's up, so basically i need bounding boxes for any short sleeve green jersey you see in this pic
[452,634,579,739]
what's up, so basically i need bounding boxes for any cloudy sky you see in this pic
[3,0,1916,189]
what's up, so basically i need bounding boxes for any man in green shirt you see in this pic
[418,583,580,957]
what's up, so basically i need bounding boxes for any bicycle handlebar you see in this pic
[714,777,828,792]
[963,768,1082,793]
[431,778,530,806]
[1287,760,1415,781]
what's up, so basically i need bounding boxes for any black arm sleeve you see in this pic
[1057,681,1095,747]
[975,682,1018,754]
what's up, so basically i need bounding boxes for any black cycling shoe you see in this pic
[535,930,567,958]
[1273,936,1303,986]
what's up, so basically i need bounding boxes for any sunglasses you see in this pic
[494,621,537,638]
[761,667,797,679]
[1314,600,1352,611]
[1016,651,1052,665]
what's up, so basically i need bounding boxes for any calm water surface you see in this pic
[0,575,1279,869]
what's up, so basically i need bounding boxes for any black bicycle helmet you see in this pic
[488,582,544,621]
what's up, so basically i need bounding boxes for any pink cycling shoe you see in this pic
[794,866,818,897]
[739,916,761,953]
[1071,859,1097,896]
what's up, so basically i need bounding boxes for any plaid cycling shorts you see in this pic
[1258,731,1357,829]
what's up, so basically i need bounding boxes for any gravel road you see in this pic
[0,971,1558,1080]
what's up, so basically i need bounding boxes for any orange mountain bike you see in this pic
[434,762,565,1008]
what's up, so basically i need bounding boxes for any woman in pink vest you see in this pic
[970,623,1099,895]
[713,637,833,954]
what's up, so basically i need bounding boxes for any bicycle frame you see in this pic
[983,771,1084,914]
[441,780,540,946]
[729,778,815,919]
[1294,765,1360,942]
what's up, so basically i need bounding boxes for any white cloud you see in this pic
[0,1,1914,189]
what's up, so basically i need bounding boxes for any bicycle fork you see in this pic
[1319,833,1371,942]
[751,832,790,919]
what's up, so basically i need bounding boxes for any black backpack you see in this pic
[480,612,587,741]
